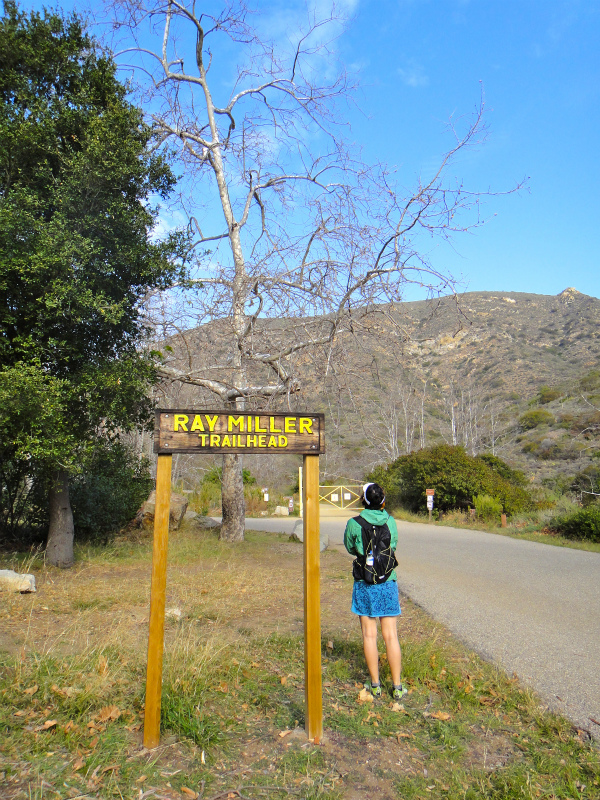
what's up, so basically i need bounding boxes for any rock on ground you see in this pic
[184,510,221,529]
[289,520,329,551]
[0,570,36,593]
[135,491,188,530]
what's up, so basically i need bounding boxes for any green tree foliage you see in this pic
[370,444,532,515]
[518,409,555,431]
[0,2,184,558]
[70,441,153,543]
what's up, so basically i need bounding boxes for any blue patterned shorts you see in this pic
[351,580,401,618]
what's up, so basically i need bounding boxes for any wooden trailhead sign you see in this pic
[144,409,325,750]
[154,410,325,455]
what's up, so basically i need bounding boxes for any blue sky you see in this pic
[22,0,600,299]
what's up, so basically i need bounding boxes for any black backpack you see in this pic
[351,515,398,585]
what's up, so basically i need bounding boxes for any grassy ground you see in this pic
[1,524,599,800]
[391,508,600,554]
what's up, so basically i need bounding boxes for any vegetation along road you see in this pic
[245,515,600,738]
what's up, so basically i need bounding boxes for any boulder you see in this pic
[273,505,289,516]
[185,511,220,529]
[0,569,36,593]
[136,490,188,530]
[289,521,329,551]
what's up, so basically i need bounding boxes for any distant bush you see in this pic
[369,445,532,516]
[70,442,153,542]
[203,466,256,485]
[519,409,555,430]
[521,440,539,454]
[548,505,600,542]
[579,369,600,392]
[473,494,503,521]
[538,386,561,404]
[568,466,600,504]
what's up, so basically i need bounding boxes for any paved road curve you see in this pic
[244,515,600,736]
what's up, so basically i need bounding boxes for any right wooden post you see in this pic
[303,453,322,742]
[143,453,172,749]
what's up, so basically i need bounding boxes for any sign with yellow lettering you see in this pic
[154,410,325,455]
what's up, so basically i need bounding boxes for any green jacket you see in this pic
[343,509,398,582]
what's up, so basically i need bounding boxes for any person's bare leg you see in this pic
[380,616,402,686]
[360,616,380,684]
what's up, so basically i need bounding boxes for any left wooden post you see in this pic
[143,453,172,750]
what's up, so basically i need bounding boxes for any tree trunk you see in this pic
[220,453,245,542]
[46,469,75,568]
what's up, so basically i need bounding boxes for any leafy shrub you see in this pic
[370,444,531,515]
[538,386,561,404]
[519,410,555,430]
[579,369,600,392]
[70,441,153,541]
[473,494,503,521]
[568,466,600,504]
[548,505,600,542]
[521,440,539,454]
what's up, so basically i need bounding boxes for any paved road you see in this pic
[244,514,600,736]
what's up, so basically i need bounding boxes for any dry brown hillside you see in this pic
[158,289,600,490]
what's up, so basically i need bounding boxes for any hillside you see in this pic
[159,288,600,492]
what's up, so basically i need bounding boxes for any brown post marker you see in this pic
[143,453,172,749]
[303,453,322,742]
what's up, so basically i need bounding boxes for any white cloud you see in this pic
[397,61,429,88]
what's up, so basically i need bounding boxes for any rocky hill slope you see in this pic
[160,288,600,491]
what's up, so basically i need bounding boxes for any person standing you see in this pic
[344,482,408,700]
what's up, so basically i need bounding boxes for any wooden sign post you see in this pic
[143,453,172,749]
[303,453,322,742]
[426,488,435,523]
[143,410,325,749]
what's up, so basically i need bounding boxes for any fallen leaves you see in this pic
[390,703,406,713]
[423,711,451,721]
[97,655,109,675]
[181,788,198,799]
[278,729,292,738]
[96,705,122,723]
[357,688,374,703]
[33,719,57,732]
[23,684,38,695]
[87,763,119,788]
[51,684,78,698]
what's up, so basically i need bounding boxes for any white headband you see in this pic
[362,482,375,505]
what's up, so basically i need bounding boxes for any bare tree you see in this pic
[107,0,513,541]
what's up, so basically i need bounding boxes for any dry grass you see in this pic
[1,523,599,800]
